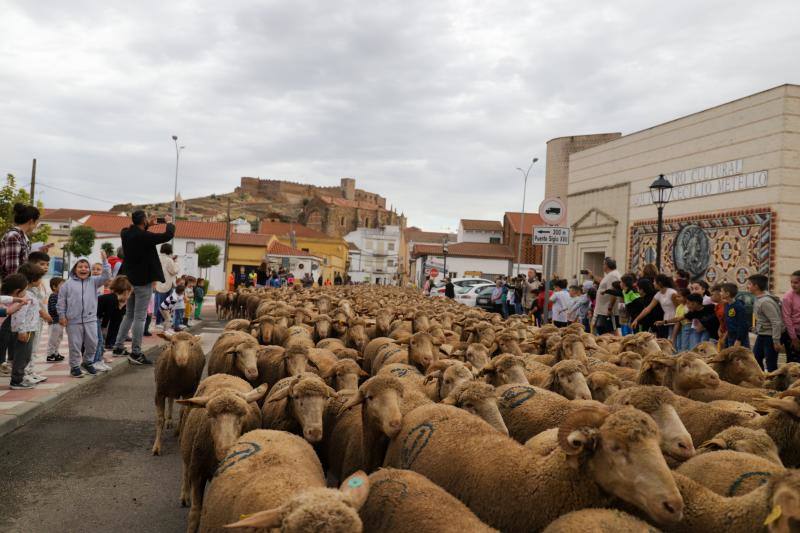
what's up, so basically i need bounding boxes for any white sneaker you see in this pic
[31,373,48,383]
[94,362,110,372]
[1,362,11,375]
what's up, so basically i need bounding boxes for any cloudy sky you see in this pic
[1,1,798,231]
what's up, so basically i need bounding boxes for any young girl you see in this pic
[193,278,205,320]
[657,288,691,352]
[57,253,111,378]
[95,276,132,371]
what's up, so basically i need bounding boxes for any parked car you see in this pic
[454,282,494,307]
[474,284,497,310]
[430,277,494,297]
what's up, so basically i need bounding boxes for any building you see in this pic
[404,227,457,284]
[503,212,545,273]
[302,194,406,238]
[226,233,321,287]
[343,225,404,284]
[457,219,503,244]
[548,84,800,290]
[412,242,514,284]
[258,220,349,283]
[39,208,124,260]
[83,215,228,291]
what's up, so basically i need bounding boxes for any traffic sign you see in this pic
[538,197,566,226]
[429,268,439,278]
[533,226,570,246]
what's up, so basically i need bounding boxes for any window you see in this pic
[302,248,310,252]
[387,259,394,267]
[186,241,196,253]
[489,237,501,244]
[387,242,395,251]
[340,217,345,226]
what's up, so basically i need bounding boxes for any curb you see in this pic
[0,321,206,439]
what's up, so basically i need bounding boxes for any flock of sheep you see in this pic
[148,286,800,532]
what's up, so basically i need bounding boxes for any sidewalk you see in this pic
[0,314,205,438]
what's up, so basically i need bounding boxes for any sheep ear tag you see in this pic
[764,504,782,525]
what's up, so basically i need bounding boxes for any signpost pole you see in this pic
[542,245,550,324]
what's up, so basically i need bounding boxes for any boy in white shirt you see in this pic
[549,279,573,328]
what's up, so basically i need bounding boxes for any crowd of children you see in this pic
[0,247,207,389]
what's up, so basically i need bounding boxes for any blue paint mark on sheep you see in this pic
[401,422,435,468]
[726,471,772,497]
[499,386,536,409]
[390,367,409,378]
[214,441,261,477]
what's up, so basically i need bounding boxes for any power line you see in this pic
[34,180,115,204]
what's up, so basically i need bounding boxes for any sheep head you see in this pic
[312,314,332,340]
[615,351,643,371]
[346,319,369,353]
[558,405,684,525]
[693,341,718,357]
[442,381,508,435]
[284,345,313,377]
[544,360,591,400]
[223,340,260,381]
[497,334,523,357]
[424,360,474,400]
[224,471,369,532]
[699,427,782,465]
[341,375,404,438]
[465,343,490,370]
[765,389,800,419]
[478,354,528,386]
[586,371,622,403]
[766,363,800,392]
[250,315,275,344]
[408,331,438,371]
[709,347,765,388]
[178,384,268,461]
[637,355,676,386]
[267,373,337,443]
[670,352,720,394]
[322,359,368,392]
[158,331,203,367]
[766,471,800,533]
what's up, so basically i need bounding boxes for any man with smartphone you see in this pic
[113,211,175,365]
[585,257,621,335]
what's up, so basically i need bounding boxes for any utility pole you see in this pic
[223,196,232,289]
[30,158,37,202]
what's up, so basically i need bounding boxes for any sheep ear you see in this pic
[699,437,727,451]
[557,406,609,457]
[764,397,800,418]
[157,331,173,341]
[176,395,210,408]
[423,371,442,385]
[765,367,786,378]
[339,470,370,510]
[325,385,338,398]
[267,385,292,403]
[320,367,336,379]
[441,395,457,405]
[539,371,555,390]
[358,369,369,377]
[340,391,364,412]
[193,335,202,343]
[241,384,269,403]
[223,507,285,529]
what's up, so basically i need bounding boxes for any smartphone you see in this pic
[580,269,589,275]
[156,217,167,224]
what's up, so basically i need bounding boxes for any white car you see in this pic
[454,282,495,307]
[429,277,495,297]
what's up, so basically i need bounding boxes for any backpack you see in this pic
[735,291,756,331]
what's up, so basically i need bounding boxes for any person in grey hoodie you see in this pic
[747,274,784,372]
[57,252,111,378]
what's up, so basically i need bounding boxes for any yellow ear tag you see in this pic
[764,504,782,525]
[239,513,251,520]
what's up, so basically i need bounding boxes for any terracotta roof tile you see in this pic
[230,233,272,246]
[268,240,320,259]
[460,219,503,232]
[504,212,545,234]
[258,220,330,239]
[403,227,457,244]
[42,208,117,222]
[412,242,514,260]
[84,215,227,240]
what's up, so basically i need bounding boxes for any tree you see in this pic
[65,226,96,257]
[0,173,49,242]
[101,242,115,256]
[196,243,221,277]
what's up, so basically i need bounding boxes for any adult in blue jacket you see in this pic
[113,211,175,365]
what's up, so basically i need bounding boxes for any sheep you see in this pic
[222,318,251,332]
[257,344,313,388]
[527,359,592,400]
[543,509,658,533]
[697,426,782,465]
[587,357,640,381]
[177,374,268,533]
[322,375,405,482]
[557,333,589,365]
[676,448,785,497]
[318,337,347,352]
[344,318,370,353]
[478,354,530,386]
[152,331,206,456]
[707,346,765,388]
[199,429,367,533]
[442,380,508,435]
[685,377,775,407]
[423,360,475,401]
[363,337,400,373]
[261,373,338,443]
[383,404,684,532]
[207,330,261,382]
[359,468,498,533]
[620,332,662,358]
[668,470,800,533]
[283,324,316,350]
[368,342,411,375]
[707,399,761,418]
[587,371,624,402]
[312,313,333,341]
[765,362,800,391]
[250,315,277,344]
[322,358,368,391]
[464,342,491,369]
[637,352,721,396]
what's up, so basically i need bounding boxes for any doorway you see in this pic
[582,252,605,277]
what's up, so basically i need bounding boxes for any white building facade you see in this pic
[344,225,402,284]
[457,220,504,244]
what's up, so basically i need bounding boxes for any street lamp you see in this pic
[515,157,539,276]
[442,236,449,279]
[171,135,185,225]
[649,174,673,271]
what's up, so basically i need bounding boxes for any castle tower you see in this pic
[340,177,356,201]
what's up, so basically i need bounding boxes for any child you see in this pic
[57,253,111,378]
[0,275,31,377]
[193,278,206,320]
[159,284,187,333]
[46,277,65,362]
[721,283,750,348]
[567,285,591,331]
[9,265,46,389]
[710,284,727,348]
[683,293,719,349]
[549,279,573,328]
[95,276,133,371]
[621,274,644,334]
[747,274,784,372]
[656,288,691,352]
[184,276,196,326]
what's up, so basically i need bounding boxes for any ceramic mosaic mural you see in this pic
[629,209,774,288]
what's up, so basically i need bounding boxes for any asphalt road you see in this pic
[0,320,225,533]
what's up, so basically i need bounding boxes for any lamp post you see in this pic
[171,135,185,225]
[442,237,449,279]
[515,157,539,276]
[649,174,673,272]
